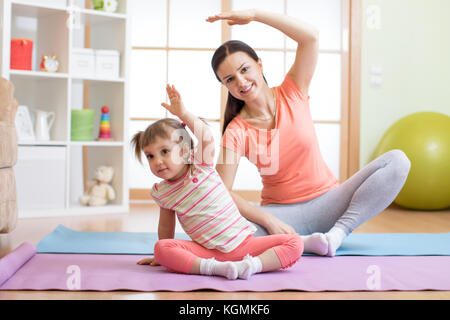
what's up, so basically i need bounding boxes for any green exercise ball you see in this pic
[373,112,450,210]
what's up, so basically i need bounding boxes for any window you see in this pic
[128,0,353,196]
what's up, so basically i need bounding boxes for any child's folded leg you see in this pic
[154,239,209,274]
[231,234,304,279]
[153,238,238,279]
[152,234,304,280]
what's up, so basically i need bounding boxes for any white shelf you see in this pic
[71,75,125,83]
[11,0,128,20]
[18,140,68,146]
[11,0,67,16]
[10,69,69,79]
[79,8,127,22]
[70,141,124,147]
[19,205,129,218]
[10,67,125,83]
[18,141,125,147]
[2,0,130,218]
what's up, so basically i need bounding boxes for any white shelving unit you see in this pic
[0,0,130,217]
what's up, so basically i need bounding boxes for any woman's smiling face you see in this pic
[216,51,264,102]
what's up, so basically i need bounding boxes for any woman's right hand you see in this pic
[264,213,296,235]
[206,9,257,26]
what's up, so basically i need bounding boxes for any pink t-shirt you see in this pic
[221,75,339,205]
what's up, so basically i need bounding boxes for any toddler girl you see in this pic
[131,84,303,280]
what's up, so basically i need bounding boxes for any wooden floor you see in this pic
[1,203,449,300]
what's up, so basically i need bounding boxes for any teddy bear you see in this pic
[79,166,116,206]
[0,78,19,234]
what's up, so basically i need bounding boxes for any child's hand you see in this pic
[137,257,160,266]
[161,84,186,118]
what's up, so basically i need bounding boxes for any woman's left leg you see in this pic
[256,150,411,256]
[320,149,411,255]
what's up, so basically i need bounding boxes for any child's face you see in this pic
[143,135,189,182]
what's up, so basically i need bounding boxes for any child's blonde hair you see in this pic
[131,118,194,164]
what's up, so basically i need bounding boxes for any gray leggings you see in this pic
[252,150,411,236]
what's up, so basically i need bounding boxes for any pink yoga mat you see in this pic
[1,242,450,292]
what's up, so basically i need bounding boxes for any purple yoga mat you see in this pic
[1,242,450,292]
[0,242,35,287]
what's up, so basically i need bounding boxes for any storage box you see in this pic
[71,48,95,77]
[95,50,120,78]
[10,39,33,70]
[14,146,66,211]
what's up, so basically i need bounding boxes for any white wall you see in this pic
[360,0,450,167]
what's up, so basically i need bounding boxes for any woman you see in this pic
[207,9,411,257]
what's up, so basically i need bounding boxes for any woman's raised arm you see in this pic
[207,9,319,95]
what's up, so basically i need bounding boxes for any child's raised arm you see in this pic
[161,84,215,165]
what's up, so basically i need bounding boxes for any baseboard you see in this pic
[130,189,261,202]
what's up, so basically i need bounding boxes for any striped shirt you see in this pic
[151,163,256,253]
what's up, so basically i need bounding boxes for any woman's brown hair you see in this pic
[211,40,267,134]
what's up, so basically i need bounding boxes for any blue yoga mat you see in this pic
[37,225,190,255]
[336,232,450,256]
[37,224,450,256]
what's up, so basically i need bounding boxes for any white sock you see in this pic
[301,233,329,256]
[199,258,238,280]
[325,227,347,257]
[234,254,263,280]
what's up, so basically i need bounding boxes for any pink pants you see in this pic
[154,234,304,274]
